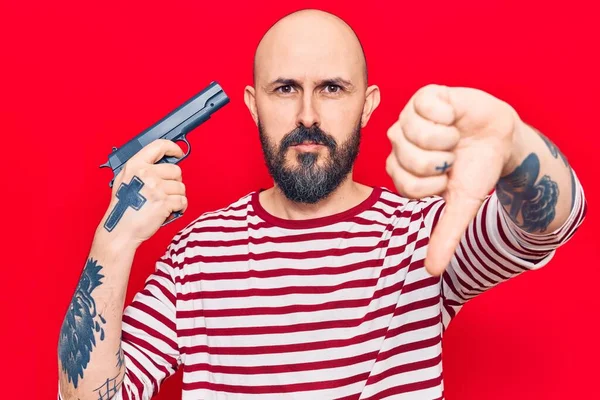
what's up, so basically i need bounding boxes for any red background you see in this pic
[1,0,598,399]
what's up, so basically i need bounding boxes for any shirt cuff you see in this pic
[495,169,586,269]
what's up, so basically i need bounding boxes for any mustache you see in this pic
[280,125,337,151]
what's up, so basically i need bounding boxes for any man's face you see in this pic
[252,22,369,203]
[258,117,361,204]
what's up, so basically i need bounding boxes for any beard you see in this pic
[258,120,361,204]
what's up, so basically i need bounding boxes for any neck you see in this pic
[258,174,373,221]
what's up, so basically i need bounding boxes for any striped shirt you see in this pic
[62,174,587,400]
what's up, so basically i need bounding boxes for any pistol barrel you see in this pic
[100,82,229,180]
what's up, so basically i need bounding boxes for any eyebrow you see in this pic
[267,77,355,90]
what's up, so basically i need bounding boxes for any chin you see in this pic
[289,153,328,168]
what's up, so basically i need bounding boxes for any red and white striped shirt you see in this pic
[68,175,587,400]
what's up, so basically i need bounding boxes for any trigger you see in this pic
[182,137,191,156]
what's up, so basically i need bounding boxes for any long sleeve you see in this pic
[115,247,181,400]
[57,246,181,400]
[423,170,587,329]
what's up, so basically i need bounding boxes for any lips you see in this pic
[292,140,322,146]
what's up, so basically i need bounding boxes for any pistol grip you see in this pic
[162,211,183,227]
[158,136,191,165]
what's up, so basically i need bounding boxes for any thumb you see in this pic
[444,87,504,130]
[424,192,484,276]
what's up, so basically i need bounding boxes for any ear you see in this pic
[360,85,381,128]
[244,85,259,126]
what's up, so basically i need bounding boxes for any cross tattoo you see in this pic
[435,161,452,173]
[104,176,147,232]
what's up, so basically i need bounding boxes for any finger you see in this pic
[386,154,448,199]
[446,86,498,127]
[400,111,461,151]
[153,163,183,181]
[160,180,186,196]
[166,194,188,214]
[391,123,455,177]
[136,139,185,165]
[424,193,484,276]
[413,84,455,125]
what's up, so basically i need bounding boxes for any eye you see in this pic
[324,85,341,93]
[276,85,295,94]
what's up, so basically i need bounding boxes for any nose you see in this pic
[296,91,320,128]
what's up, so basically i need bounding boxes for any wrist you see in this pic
[501,110,529,177]
[92,225,140,259]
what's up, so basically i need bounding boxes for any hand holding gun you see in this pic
[99,82,229,231]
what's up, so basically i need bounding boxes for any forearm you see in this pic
[58,228,137,400]
[496,116,576,234]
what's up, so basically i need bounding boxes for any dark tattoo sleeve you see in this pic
[58,258,106,388]
[104,175,147,232]
[536,128,568,166]
[534,126,576,211]
[496,153,559,233]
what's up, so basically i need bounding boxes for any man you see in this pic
[57,8,587,400]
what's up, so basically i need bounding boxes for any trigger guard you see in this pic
[157,137,191,165]
[171,136,191,164]
[179,137,191,160]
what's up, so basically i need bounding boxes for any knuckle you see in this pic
[155,190,168,203]
[386,126,393,140]
[418,99,435,116]
[414,85,428,101]
[415,85,439,108]
[398,144,414,165]
[155,139,171,153]
[173,164,183,178]
[421,83,439,94]
[150,138,164,150]
[385,154,396,176]
[137,166,149,178]
[449,128,461,146]
[144,176,158,190]
[386,122,400,141]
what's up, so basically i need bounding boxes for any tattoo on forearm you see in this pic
[535,127,569,167]
[104,175,147,232]
[59,258,106,388]
[496,153,559,232]
[534,126,576,211]
[92,343,125,399]
[94,374,124,400]
[116,342,125,369]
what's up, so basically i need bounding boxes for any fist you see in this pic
[98,139,188,247]
[386,84,519,275]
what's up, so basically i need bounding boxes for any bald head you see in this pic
[243,9,381,204]
[253,9,368,86]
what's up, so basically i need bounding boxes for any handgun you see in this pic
[100,81,229,227]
